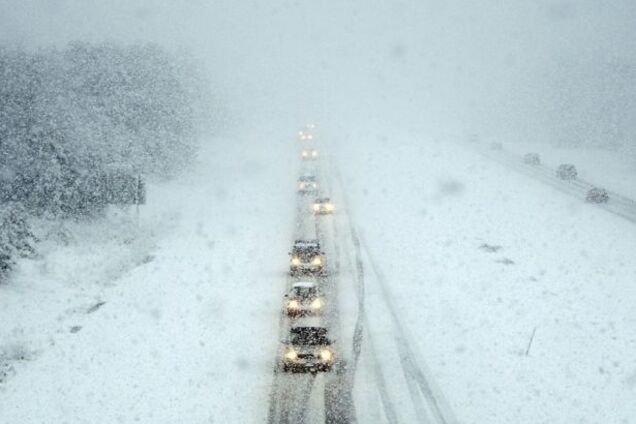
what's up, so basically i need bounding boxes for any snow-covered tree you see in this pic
[0,42,215,277]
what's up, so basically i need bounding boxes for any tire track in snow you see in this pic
[359,234,458,424]
[332,158,457,424]
[331,160,400,424]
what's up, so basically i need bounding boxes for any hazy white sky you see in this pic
[1,0,635,143]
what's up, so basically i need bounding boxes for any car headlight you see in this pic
[319,349,333,362]
[311,298,323,309]
[285,348,298,361]
[311,257,322,266]
[302,151,308,157]
[312,151,318,157]
[288,300,300,309]
[291,257,301,266]
[326,203,334,211]
[313,204,320,211]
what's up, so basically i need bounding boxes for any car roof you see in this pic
[290,326,328,336]
[298,175,316,181]
[315,197,330,202]
[294,239,320,247]
[292,281,316,289]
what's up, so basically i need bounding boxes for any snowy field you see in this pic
[328,129,636,424]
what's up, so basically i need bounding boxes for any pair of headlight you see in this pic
[313,203,334,212]
[284,348,333,362]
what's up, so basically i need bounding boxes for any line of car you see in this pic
[278,124,339,375]
[492,146,610,204]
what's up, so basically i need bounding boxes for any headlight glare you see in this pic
[320,349,333,362]
[285,349,298,361]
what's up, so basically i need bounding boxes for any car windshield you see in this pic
[292,286,316,297]
[290,330,330,346]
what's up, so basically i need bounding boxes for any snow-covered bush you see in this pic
[0,206,37,279]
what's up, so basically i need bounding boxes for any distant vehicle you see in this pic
[301,149,318,160]
[556,164,577,181]
[586,187,609,203]
[289,239,325,276]
[281,326,335,373]
[298,130,314,141]
[490,142,503,151]
[312,197,334,215]
[298,176,318,194]
[523,153,541,165]
[284,282,324,317]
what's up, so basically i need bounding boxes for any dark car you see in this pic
[281,326,335,373]
[289,239,325,276]
[556,164,578,181]
[586,187,609,203]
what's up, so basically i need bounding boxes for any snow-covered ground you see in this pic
[2,125,636,423]
[0,133,296,423]
[328,129,636,424]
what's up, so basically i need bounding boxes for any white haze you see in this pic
[1,0,635,152]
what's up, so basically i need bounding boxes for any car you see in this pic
[312,197,334,215]
[289,239,325,276]
[586,187,609,203]
[523,153,541,165]
[301,149,318,160]
[281,326,335,373]
[298,130,314,141]
[490,142,503,151]
[284,282,324,317]
[297,175,318,194]
[556,164,577,181]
